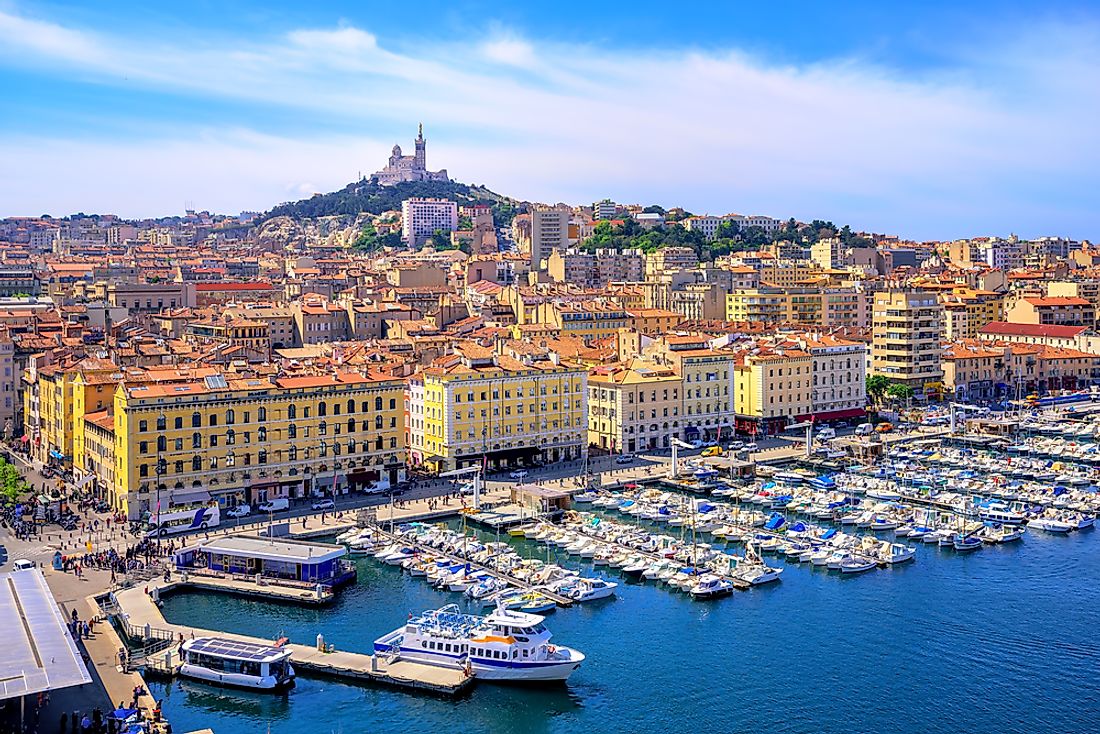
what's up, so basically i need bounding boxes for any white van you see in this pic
[12,559,35,571]
[257,498,290,513]
[816,427,836,441]
[855,423,874,436]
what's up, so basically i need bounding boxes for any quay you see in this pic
[365,522,576,607]
[107,582,474,696]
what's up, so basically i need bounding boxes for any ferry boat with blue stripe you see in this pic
[374,604,584,682]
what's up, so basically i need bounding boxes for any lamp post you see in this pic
[155,452,166,553]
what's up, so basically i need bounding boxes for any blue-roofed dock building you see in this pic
[174,534,356,590]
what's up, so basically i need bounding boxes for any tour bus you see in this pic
[144,502,221,537]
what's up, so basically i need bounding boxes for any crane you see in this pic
[439,465,485,509]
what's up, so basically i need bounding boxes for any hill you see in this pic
[264,178,520,224]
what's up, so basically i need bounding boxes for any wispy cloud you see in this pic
[0,6,1097,238]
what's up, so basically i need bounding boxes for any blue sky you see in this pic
[0,1,1098,240]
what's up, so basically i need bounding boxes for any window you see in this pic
[174,417,183,430]
[192,411,201,428]
[318,401,328,417]
[375,397,383,411]
[389,398,396,410]
[288,446,298,461]
[319,421,328,436]
[139,420,148,432]
[375,416,383,430]
[258,426,267,442]
[209,414,218,427]
[288,424,297,439]
[347,399,355,414]
[139,441,149,455]
[156,436,166,452]
[139,464,148,477]
[192,432,201,449]
[258,449,267,464]
[287,404,297,419]
[226,409,235,425]
[226,429,236,445]
[347,418,355,434]
[156,416,166,431]
[192,456,202,471]
[258,407,267,422]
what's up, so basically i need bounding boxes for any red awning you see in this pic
[808,408,866,421]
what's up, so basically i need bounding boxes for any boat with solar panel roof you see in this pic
[179,636,295,690]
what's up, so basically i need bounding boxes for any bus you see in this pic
[145,502,220,537]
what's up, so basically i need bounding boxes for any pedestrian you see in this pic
[80,713,92,733]
[59,712,68,734]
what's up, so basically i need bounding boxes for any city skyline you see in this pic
[0,2,1098,240]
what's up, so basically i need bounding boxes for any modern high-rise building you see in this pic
[401,197,459,246]
[871,289,944,396]
[530,208,570,268]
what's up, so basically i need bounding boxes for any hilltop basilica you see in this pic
[371,124,450,186]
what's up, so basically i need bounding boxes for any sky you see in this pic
[0,1,1098,240]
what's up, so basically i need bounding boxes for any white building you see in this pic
[401,198,458,246]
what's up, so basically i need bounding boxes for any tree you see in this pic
[0,458,29,505]
[886,383,915,404]
[866,375,891,406]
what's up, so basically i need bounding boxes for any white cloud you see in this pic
[0,7,1097,238]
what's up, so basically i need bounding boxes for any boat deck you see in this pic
[113,583,474,696]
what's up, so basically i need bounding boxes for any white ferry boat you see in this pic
[179,637,295,690]
[374,604,584,682]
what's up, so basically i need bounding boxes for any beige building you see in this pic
[530,208,570,268]
[725,286,868,328]
[1006,296,1095,328]
[587,358,682,453]
[871,290,944,397]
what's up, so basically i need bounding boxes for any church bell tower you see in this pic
[414,123,426,171]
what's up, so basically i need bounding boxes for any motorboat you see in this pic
[839,557,877,574]
[180,637,295,690]
[978,524,1024,543]
[689,574,734,599]
[560,578,618,602]
[374,604,584,682]
[952,535,983,552]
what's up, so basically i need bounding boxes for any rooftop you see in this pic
[196,534,346,564]
[0,570,92,701]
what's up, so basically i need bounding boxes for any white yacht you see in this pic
[179,637,295,690]
[374,604,584,682]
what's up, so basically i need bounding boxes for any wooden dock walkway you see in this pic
[366,524,576,607]
[112,583,474,696]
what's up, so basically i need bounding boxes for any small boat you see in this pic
[839,557,877,574]
[952,535,983,552]
[180,637,295,690]
[1029,517,1074,534]
[689,574,734,599]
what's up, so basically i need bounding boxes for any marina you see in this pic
[129,417,1100,734]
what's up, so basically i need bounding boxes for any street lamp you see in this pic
[155,452,166,551]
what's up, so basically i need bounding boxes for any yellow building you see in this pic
[732,344,813,436]
[24,357,118,468]
[939,288,1005,339]
[111,371,406,519]
[535,302,631,343]
[626,308,683,335]
[725,286,868,328]
[408,343,587,472]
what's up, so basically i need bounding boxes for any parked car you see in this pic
[876,422,894,433]
[615,455,635,464]
[311,498,336,511]
[11,559,35,571]
[743,442,758,452]
[257,498,290,512]
[509,469,529,479]
[687,440,703,449]
[726,441,745,451]
[225,504,251,519]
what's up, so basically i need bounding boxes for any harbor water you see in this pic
[152,523,1100,734]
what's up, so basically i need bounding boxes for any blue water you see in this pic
[152,524,1100,734]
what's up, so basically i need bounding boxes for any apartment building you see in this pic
[647,335,735,444]
[530,208,570,268]
[645,247,698,278]
[871,290,944,397]
[725,286,868,328]
[1006,296,1096,328]
[112,371,406,519]
[588,359,682,453]
[943,340,1100,402]
[408,343,587,472]
[732,344,813,437]
[401,197,459,246]
[801,334,867,422]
